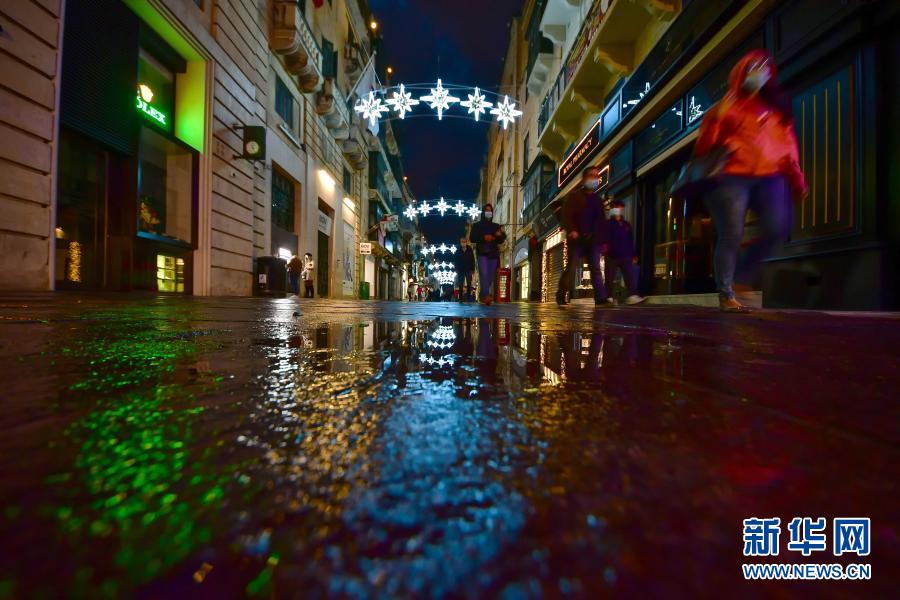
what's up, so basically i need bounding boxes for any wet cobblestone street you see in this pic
[1,295,897,598]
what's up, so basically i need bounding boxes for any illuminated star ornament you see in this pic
[420,79,460,121]
[490,95,523,130]
[467,205,482,220]
[460,87,492,121]
[385,83,419,119]
[404,205,418,220]
[453,200,467,216]
[418,201,432,216]
[354,91,389,127]
[435,198,450,216]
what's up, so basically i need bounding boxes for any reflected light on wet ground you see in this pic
[0,296,897,597]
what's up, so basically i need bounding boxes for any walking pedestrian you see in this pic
[456,238,476,302]
[287,253,303,296]
[605,199,645,305]
[469,204,506,305]
[693,49,806,312]
[556,166,609,306]
[301,253,315,298]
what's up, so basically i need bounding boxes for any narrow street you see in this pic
[1,295,896,597]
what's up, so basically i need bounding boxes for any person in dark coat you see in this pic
[455,238,476,302]
[605,199,645,305]
[468,204,506,304]
[556,166,609,305]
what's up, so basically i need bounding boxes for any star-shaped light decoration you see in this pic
[420,79,460,121]
[435,197,450,216]
[460,87,492,121]
[354,91,389,127]
[453,200,467,216]
[467,205,482,220]
[421,246,432,256]
[404,205,418,220]
[490,95,523,130]
[418,201,432,216]
[449,245,457,254]
[438,243,449,253]
[385,84,420,119]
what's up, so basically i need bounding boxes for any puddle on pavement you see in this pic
[0,311,895,598]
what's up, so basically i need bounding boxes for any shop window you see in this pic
[138,127,193,244]
[635,100,683,165]
[157,254,185,293]
[275,76,293,125]
[272,168,296,232]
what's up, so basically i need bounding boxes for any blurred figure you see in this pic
[605,199,645,305]
[456,238,476,302]
[469,203,506,305]
[301,253,315,298]
[557,166,609,306]
[695,49,807,312]
[407,278,416,302]
[287,253,303,296]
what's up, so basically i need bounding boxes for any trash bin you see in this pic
[359,281,370,300]
[254,256,287,296]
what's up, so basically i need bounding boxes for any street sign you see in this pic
[359,242,372,255]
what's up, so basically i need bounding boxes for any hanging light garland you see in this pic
[421,244,457,257]
[403,197,483,221]
[354,81,522,128]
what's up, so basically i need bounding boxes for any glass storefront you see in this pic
[643,154,715,295]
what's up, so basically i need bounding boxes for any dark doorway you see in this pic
[317,231,330,297]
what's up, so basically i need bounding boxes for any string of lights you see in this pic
[355,80,522,129]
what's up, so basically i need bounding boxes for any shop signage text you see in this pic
[136,84,168,127]
[318,211,333,234]
[359,242,372,255]
[558,118,601,188]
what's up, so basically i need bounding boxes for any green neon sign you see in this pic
[136,84,169,127]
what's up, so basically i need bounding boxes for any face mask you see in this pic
[741,69,770,93]
[484,212,493,220]
[609,208,623,217]
[583,179,600,190]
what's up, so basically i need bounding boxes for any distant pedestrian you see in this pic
[287,253,303,296]
[469,203,506,305]
[301,253,315,298]
[456,238,476,302]
[407,279,416,302]
[693,48,806,312]
[605,200,645,305]
[416,285,423,301]
[557,166,609,306]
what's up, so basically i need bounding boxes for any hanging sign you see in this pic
[318,211,333,234]
[359,242,372,255]
[558,118,603,188]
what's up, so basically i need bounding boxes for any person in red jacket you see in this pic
[695,49,807,312]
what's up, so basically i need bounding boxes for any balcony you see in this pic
[521,155,557,227]
[271,0,323,92]
[537,0,677,160]
[525,0,556,96]
[316,78,351,140]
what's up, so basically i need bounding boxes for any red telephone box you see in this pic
[497,267,512,302]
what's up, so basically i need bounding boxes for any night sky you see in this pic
[369,0,523,244]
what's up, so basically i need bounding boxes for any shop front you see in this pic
[55,0,205,294]
[512,238,530,301]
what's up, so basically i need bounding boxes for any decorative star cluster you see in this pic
[427,261,455,270]
[490,95,523,130]
[385,84,420,119]
[353,81,522,127]
[407,199,483,220]
[353,91,389,127]
[421,244,457,256]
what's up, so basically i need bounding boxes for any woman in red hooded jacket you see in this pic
[695,49,807,311]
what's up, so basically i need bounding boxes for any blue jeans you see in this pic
[705,175,790,299]
[477,256,498,300]
[289,273,300,295]
[557,240,606,301]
